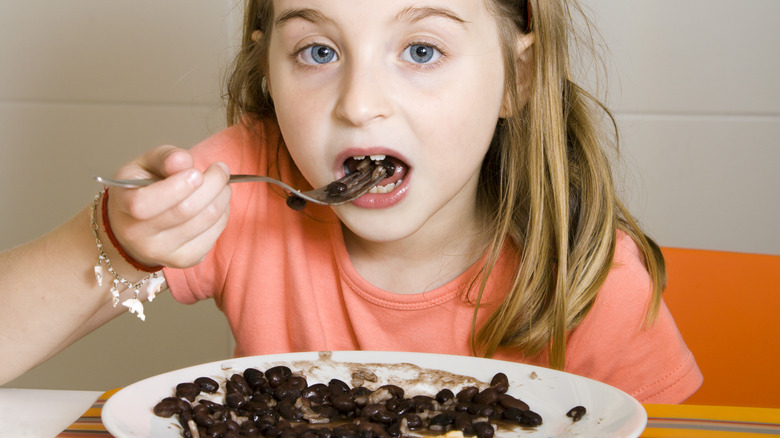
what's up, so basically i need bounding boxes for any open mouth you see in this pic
[343,155,408,194]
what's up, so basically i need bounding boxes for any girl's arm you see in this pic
[0,146,231,385]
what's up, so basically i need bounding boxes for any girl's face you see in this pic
[267,0,508,245]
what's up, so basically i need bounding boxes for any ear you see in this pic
[250,30,273,98]
[500,32,535,119]
[251,30,263,43]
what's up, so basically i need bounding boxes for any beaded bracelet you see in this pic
[90,190,166,321]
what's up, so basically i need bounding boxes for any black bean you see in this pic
[370,406,398,424]
[502,407,525,423]
[225,419,239,432]
[244,368,266,388]
[401,413,423,429]
[225,392,246,409]
[326,182,348,196]
[411,395,435,412]
[241,421,260,434]
[388,398,414,415]
[490,373,509,394]
[275,383,301,402]
[474,387,499,406]
[318,405,340,421]
[193,410,215,427]
[521,410,543,427]
[454,401,471,412]
[286,195,306,211]
[192,403,210,417]
[504,407,543,427]
[195,377,220,394]
[567,405,587,422]
[349,386,371,407]
[454,411,474,435]
[230,373,251,395]
[378,384,404,399]
[178,410,193,429]
[176,382,201,402]
[476,404,496,418]
[467,403,487,416]
[498,394,529,411]
[473,421,495,438]
[206,422,227,437]
[456,386,479,402]
[435,388,455,404]
[429,411,456,430]
[381,160,396,177]
[287,375,308,391]
[278,403,304,422]
[328,379,350,396]
[331,394,356,412]
[266,366,292,388]
[153,398,180,417]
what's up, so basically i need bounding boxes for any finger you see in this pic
[154,191,232,268]
[147,162,230,226]
[115,145,194,180]
[116,160,230,256]
[113,168,205,221]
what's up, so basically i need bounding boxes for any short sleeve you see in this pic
[564,233,703,403]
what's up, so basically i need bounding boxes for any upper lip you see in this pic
[334,147,410,178]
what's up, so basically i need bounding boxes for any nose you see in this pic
[334,59,392,126]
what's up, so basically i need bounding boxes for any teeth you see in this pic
[352,155,366,160]
[369,154,386,162]
[368,179,402,194]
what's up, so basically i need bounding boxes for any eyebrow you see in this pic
[274,8,330,28]
[274,6,469,29]
[393,6,469,28]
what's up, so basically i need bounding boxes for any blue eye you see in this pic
[301,44,338,65]
[402,44,441,64]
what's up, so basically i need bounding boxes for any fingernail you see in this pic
[186,169,202,186]
[216,161,230,176]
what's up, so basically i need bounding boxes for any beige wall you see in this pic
[2,1,778,390]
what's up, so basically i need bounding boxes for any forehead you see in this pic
[269,0,495,30]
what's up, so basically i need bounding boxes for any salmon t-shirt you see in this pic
[164,119,703,403]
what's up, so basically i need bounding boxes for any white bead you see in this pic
[122,298,146,321]
[146,275,166,302]
[94,264,104,286]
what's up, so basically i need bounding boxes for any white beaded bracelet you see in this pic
[90,191,165,321]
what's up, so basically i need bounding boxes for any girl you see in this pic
[0,0,702,403]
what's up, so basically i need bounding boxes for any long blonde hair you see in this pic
[225,0,666,370]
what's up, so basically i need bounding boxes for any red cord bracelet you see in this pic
[101,188,163,273]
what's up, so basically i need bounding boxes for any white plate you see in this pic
[103,351,646,437]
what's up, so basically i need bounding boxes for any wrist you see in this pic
[101,188,164,273]
[90,190,165,321]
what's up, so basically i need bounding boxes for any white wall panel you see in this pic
[0,102,225,249]
[617,115,780,255]
[582,0,780,115]
[0,0,233,104]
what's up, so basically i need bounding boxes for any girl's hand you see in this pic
[106,145,232,269]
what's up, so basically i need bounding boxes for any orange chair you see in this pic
[660,247,780,408]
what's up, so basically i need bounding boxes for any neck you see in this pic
[342,205,489,294]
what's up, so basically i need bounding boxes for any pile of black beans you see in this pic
[153,365,548,438]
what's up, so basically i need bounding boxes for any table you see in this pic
[1,388,778,437]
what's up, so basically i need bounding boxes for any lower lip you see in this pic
[348,175,411,209]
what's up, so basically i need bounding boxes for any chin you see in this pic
[337,209,423,244]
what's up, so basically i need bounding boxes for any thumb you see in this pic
[115,145,195,180]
